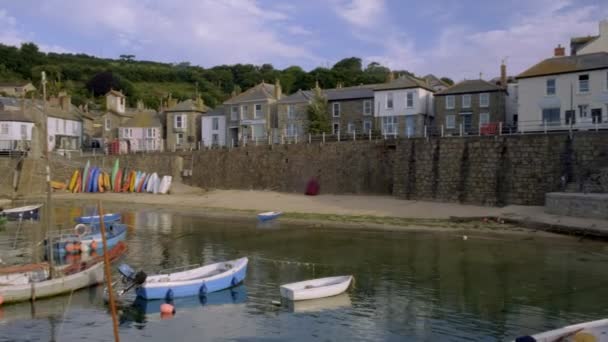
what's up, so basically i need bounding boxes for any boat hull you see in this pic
[257,212,282,222]
[280,275,353,301]
[1,204,43,221]
[75,213,121,224]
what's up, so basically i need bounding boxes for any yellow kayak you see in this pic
[68,170,79,192]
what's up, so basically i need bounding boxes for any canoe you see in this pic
[121,170,131,192]
[51,181,66,190]
[87,167,95,193]
[51,223,127,256]
[68,170,79,192]
[257,211,282,222]
[73,172,81,193]
[280,275,353,301]
[75,213,121,224]
[98,172,104,193]
[146,173,157,193]
[114,168,123,192]
[129,171,137,192]
[0,242,127,304]
[138,173,148,192]
[119,257,248,300]
[0,204,43,220]
[104,172,111,191]
[111,159,119,189]
[158,176,172,194]
[81,160,90,192]
[514,318,608,342]
[287,293,352,313]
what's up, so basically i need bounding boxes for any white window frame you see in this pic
[386,92,394,109]
[578,104,589,118]
[381,116,397,135]
[287,104,295,119]
[212,133,219,145]
[363,119,372,133]
[406,92,414,108]
[212,117,219,130]
[146,128,155,138]
[240,105,248,120]
[1,123,9,135]
[462,94,471,108]
[479,93,489,108]
[105,118,111,131]
[174,115,184,129]
[578,74,589,93]
[231,106,238,120]
[446,115,456,129]
[176,132,184,146]
[254,104,263,119]
[363,100,372,115]
[546,79,556,96]
[347,122,355,134]
[332,102,341,117]
[479,112,490,126]
[333,122,340,135]
[286,123,297,137]
[445,95,455,109]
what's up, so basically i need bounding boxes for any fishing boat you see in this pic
[75,213,121,224]
[257,211,282,222]
[280,275,353,301]
[49,222,127,256]
[0,204,43,221]
[514,318,608,342]
[116,257,248,300]
[0,242,127,304]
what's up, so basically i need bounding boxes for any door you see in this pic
[592,108,602,123]
[405,116,416,137]
[462,114,472,134]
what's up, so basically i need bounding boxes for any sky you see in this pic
[0,0,607,80]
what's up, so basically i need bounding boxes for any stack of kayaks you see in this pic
[66,159,172,194]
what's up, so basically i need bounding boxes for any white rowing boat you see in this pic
[280,275,353,301]
[514,318,608,342]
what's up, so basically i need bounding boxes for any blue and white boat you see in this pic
[257,211,282,222]
[49,222,127,256]
[118,257,248,300]
[75,213,121,224]
[0,204,43,221]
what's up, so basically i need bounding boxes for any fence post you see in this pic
[459,123,463,137]
[308,134,311,144]
[295,134,298,144]
[595,120,599,132]
[255,136,258,146]
[368,129,372,141]
[424,125,427,138]
[478,121,482,136]
[337,131,340,142]
[231,139,234,149]
[322,132,325,144]
[543,120,547,134]
[499,122,503,136]
[281,135,284,145]
[352,131,356,141]
[441,125,444,137]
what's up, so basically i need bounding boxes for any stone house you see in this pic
[517,48,608,132]
[118,110,163,152]
[373,75,435,137]
[325,85,375,136]
[223,81,281,146]
[570,19,608,55]
[434,79,507,136]
[0,82,36,97]
[277,89,313,139]
[164,97,208,151]
[94,90,132,142]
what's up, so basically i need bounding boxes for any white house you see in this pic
[45,93,83,151]
[201,106,226,147]
[571,19,608,55]
[373,75,435,137]
[106,89,126,114]
[118,111,163,152]
[0,109,34,151]
[517,50,608,131]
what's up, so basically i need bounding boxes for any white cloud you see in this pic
[0,8,70,53]
[286,25,313,36]
[331,0,387,29]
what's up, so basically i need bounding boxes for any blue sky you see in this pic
[1,0,607,80]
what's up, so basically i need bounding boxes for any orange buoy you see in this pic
[160,303,175,315]
[0,294,4,306]
[90,240,98,250]
[65,243,76,253]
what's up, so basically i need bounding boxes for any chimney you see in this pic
[195,95,204,110]
[136,99,144,110]
[554,44,566,57]
[336,82,343,89]
[274,79,282,100]
[314,80,320,90]
[59,93,71,111]
[500,60,507,87]
[386,71,394,82]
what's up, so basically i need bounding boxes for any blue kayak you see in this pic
[257,211,282,222]
[75,213,121,224]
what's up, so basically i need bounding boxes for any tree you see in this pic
[440,77,454,86]
[332,57,362,72]
[307,87,330,134]
[119,54,135,62]
[86,71,133,97]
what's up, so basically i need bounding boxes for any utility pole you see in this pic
[42,71,54,277]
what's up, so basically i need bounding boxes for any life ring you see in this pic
[74,224,91,237]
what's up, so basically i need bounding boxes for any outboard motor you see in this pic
[117,264,147,295]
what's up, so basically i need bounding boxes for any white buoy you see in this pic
[463,235,468,241]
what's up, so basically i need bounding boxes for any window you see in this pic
[231,106,238,120]
[592,108,602,123]
[103,118,110,131]
[445,96,455,109]
[446,115,456,129]
[72,121,78,134]
[333,122,340,135]
[212,117,219,130]
[578,104,589,118]
[363,119,372,133]
[174,115,184,129]
[542,108,561,125]
[252,124,265,138]
[212,133,219,145]
[146,128,155,138]
[578,74,589,93]
[479,113,490,126]
[1,123,9,135]
[287,105,295,119]
[347,122,355,134]
[479,93,489,107]
[254,104,263,119]
[381,116,397,134]
[462,94,471,108]
[240,105,248,120]
[332,102,341,117]
[546,79,556,95]
[286,123,297,137]
[120,98,124,106]
[363,100,372,115]
[176,133,184,145]
[20,124,27,139]
[386,93,394,109]
[406,92,414,108]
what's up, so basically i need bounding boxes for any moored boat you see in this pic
[75,213,121,224]
[257,211,282,222]
[280,275,353,301]
[0,204,43,220]
[514,318,608,342]
[49,222,127,255]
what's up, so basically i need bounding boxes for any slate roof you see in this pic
[517,52,608,79]
[435,79,505,96]
[374,75,434,92]
[277,90,314,104]
[0,110,34,122]
[423,74,450,88]
[324,85,375,101]
[223,82,276,104]
[165,99,209,112]
[203,105,225,116]
[105,89,126,98]
[0,97,21,108]
[0,81,33,87]
[121,111,162,127]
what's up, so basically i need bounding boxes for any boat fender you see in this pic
[90,240,98,250]
[74,224,90,237]
[231,277,238,286]
[165,289,174,301]
[160,303,175,315]
[199,283,207,296]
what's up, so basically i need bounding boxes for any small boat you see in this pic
[0,203,43,220]
[287,293,351,313]
[75,213,121,224]
[117,257,248,300]
[514,318,608,342]
[257,211,282,222]
[50,222,127,255]
[280,275,353,301]
[0,242,127,304]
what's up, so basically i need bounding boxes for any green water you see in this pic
[1,204,607,341]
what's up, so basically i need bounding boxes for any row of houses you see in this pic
[1,19,607,154]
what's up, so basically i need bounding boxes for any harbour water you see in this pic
[1,204,607,341]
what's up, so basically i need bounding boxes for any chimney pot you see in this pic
[554,44,566,57]
[500,61,507,88]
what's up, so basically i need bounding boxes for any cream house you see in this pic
[118,110,163,152]
[571,19,608,55]
[0,82,36,97]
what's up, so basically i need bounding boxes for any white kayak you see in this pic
[280,275,353,301]
[514,318,608,342]
[158,176,172,194]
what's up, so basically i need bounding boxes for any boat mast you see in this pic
[41,71,54,277]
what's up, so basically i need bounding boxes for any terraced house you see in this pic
[164,97,208,150]
[277,89,312,140]
[434,79,507,136]
[224,80,281,146]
